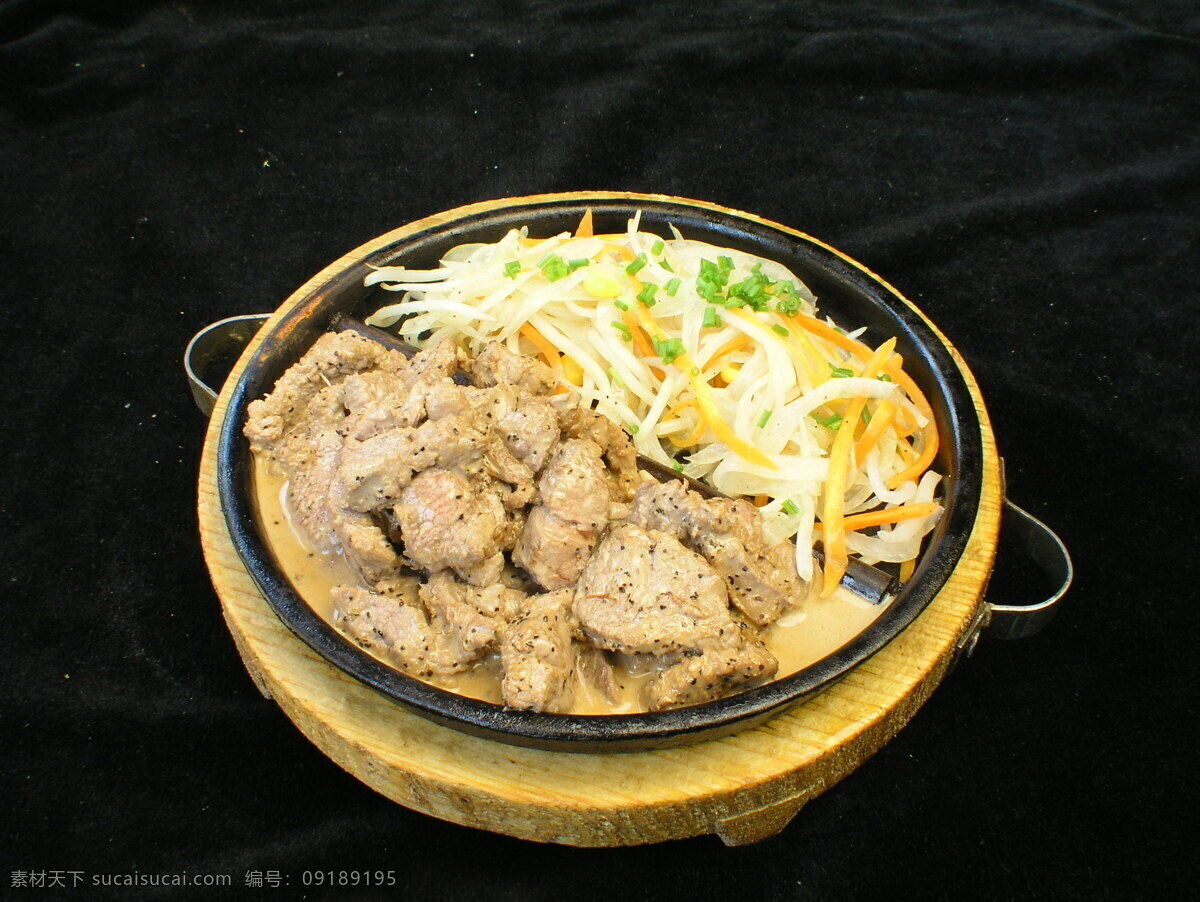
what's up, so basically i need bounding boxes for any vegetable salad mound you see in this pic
[366,211,943,594]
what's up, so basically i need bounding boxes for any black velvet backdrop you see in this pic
[2,1,1196,899]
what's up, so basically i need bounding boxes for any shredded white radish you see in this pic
[364,215,944,574]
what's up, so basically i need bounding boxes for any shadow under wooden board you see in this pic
[197,192,1002,847]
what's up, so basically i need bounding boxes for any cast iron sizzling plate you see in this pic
[217,197,983,752]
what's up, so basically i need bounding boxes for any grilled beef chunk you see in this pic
[641,627,778,711]
[513,439,613,590]
[574,523,735,655]
[245,330,403,457]
[558,405,640,503]
[500,589,577,712]
[392,468,506,586]
[419,570,526,659]
[627,479,803,626]
[470,341,557,395]
[496,397,560,473]
[334,585,472,678]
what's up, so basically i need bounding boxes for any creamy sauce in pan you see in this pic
[253,458,890,714]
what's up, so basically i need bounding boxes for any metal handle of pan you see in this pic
[954,495,1072,665]
[986,499,1072,639]
[184,314,271,419]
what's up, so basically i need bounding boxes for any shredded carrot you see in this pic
[786,312,938,489]
[575,209,594,238]
[519,323,561,369]
[623,311,659,361]
[854,399,897,465]
[820,337,896,597]
[888,423,939,489]
[813,501,941,533]
[704,333,752,369]
[789,313,874,361]
[753,495,769,508]
[879,360,939,487]
[631,305,776,470]
[664,399,705,447]
[899,557,916,582]
[605,242,637,263]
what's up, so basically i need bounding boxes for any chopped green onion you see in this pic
[611,321,632,340]
[652,336,685,365]
[775,291,802,317]
[861,407,872,425]
[782,498,800,516]
[672,460,684,473]
[503,260,521,279]
[637,283,658,306]
[614,299,629,311]
[756,409,773,428]
[651,239,665,255]
[659,258,674,273]
[538,253,570,282]
[879,373,893,382]
[829,364,855,378]
[625,253,647,275]
[697,258,732,303]
[664,277,681,296]
[568,258,589,272]
[702,306,722,329]
[628,423,640,434]
[811,412,843,430]
[771,324,789,337]
[718,255,734,272]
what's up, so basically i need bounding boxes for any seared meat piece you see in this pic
[338,413,492,514]
[340,337,465,440]
[414,414,489,474]
[537,439,610,527]
[328,474,403,580]
[334,585,471,678]
[483,442,536,507]
[513,506,596,592]
[340,368,426,439]
[496,397,560,474]
[625,477,692,542]
[513,439,611,590]
[272,384,401,581]
[558,405,640,502]
[338,427,432,512]
[470,341,557,395]
[405,335,463,383]
[641,628,778,711]
[245,331,402,457]
[391,468,505,586]
[500,589,576,713]
[684,498,801,627]
[419,571,527,660]
[626,480,803,626]
[574,523,734,655]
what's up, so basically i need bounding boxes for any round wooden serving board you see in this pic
[197,193,1002,847]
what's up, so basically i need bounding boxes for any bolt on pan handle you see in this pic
[184,314,271,419]
[985,499,1073,640]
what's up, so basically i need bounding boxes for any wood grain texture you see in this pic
[197,193,1002,847]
